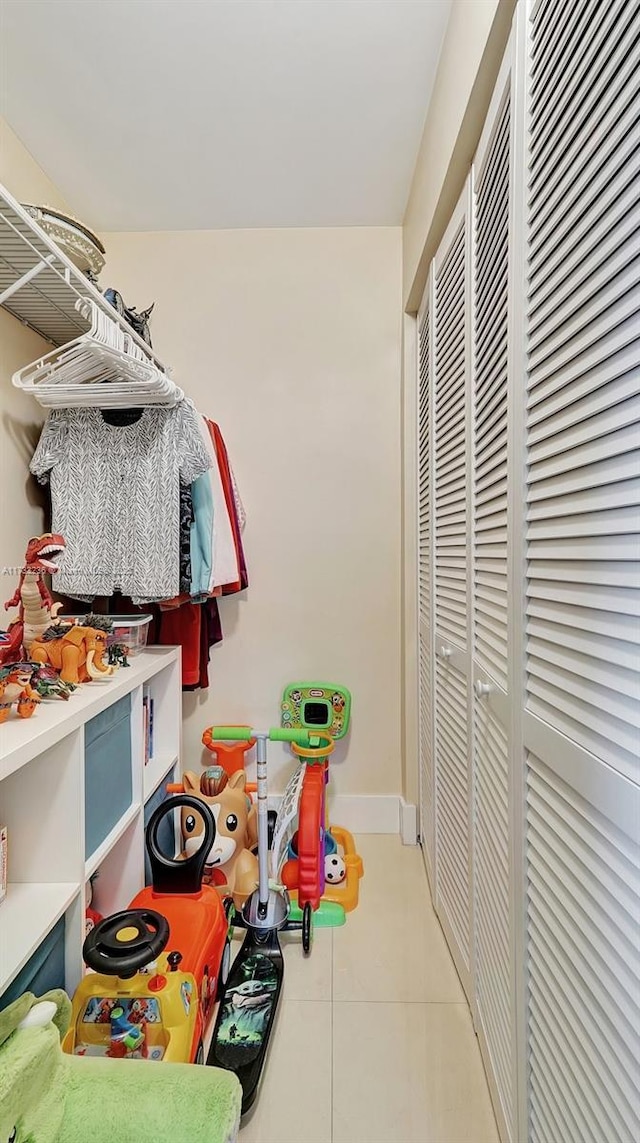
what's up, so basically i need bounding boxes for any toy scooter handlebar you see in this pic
[209,726,254,741]
[210,725,317,747]
[270,727,316,746]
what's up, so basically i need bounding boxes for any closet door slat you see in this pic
[418,297,435,883]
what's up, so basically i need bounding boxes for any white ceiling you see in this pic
[0,0,451,232]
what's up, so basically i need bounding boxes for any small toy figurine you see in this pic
[108,1005,146,1058]
[108,642,130,668]
[30,662,76,701]
[4,533,66,652]
[0,662,41,721]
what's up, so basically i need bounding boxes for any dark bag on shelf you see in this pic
[103,287,155,347]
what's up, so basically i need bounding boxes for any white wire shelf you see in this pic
[0,181,171,374]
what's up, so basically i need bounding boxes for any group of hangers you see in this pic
[12,297,184,408]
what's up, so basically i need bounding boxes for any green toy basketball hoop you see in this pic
[280,682,352,741]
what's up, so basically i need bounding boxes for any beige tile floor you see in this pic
[238,834,499,1143]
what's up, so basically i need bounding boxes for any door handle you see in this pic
[439,646,452,660]
[475,680,492,698]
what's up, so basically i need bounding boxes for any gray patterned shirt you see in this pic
[30,402,211,603]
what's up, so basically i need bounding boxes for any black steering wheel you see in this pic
[146,793,216,895]
[83,908,169,979]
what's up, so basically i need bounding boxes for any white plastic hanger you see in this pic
[12,298,184,407]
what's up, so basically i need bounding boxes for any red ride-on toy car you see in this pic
[63,795,234,1065]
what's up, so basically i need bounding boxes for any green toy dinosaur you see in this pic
[0,991,241,1143]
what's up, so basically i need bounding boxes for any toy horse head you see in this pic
[181,770,257,874]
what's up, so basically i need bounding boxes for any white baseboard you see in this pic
[400,798,419,845]
[328,794,401,833]
[268,792,418,836]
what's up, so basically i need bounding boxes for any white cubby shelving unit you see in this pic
[0,646,180,1004]
[0,183,184,1005]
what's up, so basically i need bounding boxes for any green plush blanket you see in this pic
[0,991,241,1143]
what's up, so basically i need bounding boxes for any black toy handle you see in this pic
[83,908,169,979]
[146,793,216,896]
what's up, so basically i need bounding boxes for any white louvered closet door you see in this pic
[432,189,473,995]
[418,273,435,885]
[525,0,640,1139]
[471,51,516,1143]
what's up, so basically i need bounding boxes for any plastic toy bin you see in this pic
[84,694,132,859]
[106,614,152,656]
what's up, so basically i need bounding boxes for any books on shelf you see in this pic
[142,686,155,765]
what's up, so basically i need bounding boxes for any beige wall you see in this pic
[0,118,72,211]
[0,314,51,568]
[0,119,76,570]
[2,0,517,809]
[104,227,403,795]
[0,117,403,799]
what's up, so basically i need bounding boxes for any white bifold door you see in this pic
[416,3,640,1142]
[523,0,640,1139]
[417,47,518,1142]
[417,195,474,1003]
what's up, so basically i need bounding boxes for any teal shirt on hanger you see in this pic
[189,464,214,601]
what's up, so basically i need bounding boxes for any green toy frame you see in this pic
[280,682,352,741]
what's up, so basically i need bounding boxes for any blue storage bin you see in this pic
[144,766,176,885]
[1,916,66,1009]
[84,694,132,859]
